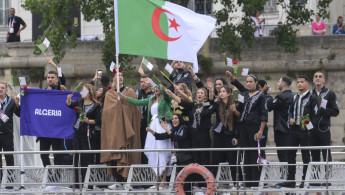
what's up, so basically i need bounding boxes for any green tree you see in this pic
[214,0,332,60]
[22,0,133,76]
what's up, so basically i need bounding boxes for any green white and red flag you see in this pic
[37,38,50,52]
[114,0,216,73]
[162,63,174,77]
[148,78,157,87]
[142,57,154,70]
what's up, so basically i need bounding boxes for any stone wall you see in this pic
[1,36,345,158]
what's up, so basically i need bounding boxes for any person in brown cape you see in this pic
[101,68,141,190]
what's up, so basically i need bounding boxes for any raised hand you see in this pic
[226,71,235,82]
[206,78,213,90]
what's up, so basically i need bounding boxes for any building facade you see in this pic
[1,0,345,42]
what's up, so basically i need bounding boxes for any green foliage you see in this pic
[287,71,297,80]
[23,0,133,74]
[197,54,213,74]
[22,0,79,64]
[29,67,45,83]
[327,51,336,61]
[264,75,271,81]
[0,53,10,58]
[214,0,333,59]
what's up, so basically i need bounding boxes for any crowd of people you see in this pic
[0,56,340,191]
[1,7,341,192]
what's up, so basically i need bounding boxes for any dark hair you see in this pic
[23,75,31,85]
[281,76,292,86]
[172,114,185,130]
[47,71,58,77]
[298,75,310,83]
[314,71,326,80]
[100,75,110,88]
[214,78,228,96]
[247,74,258,82]
[258,80,267,88]
[141,74,150,79]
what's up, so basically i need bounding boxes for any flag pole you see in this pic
[114,0,120,100]
[35,44,49,60]
[160,71,174,85]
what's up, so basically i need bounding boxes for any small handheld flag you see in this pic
[110,61,115,72]
[72,82,83,94]
[225,57,233,67]
[162,63,174,78]
[37,38,50,52]
[148,78,157,87]
[80,87,89,97]
[142,57,153,71]
[13,77,20,86]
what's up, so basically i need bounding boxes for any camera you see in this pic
[97,70,102,78]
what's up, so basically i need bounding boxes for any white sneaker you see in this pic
[108,183,123,190]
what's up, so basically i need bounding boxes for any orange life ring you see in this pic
[175,163,215,195]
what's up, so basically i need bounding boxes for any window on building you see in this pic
[195,0,212,15]
[0,0,9,27]
[264,0,277,13]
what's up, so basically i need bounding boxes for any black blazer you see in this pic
[68,98,102,132]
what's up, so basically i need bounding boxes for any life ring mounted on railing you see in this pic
[175,163,215,195]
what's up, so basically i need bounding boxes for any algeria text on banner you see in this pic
[20,88,80,139]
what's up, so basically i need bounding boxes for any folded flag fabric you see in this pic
[110,61,115,72]
[74,82,83,93]
[13,77,20,86]
[115,0,216,73]
[233,90,244,103]
[80,86,89,97]
[225,57,233,67]
[162,63,174,77]
[233,66,249,77]
[20,88,80,139]
[37,38,50,52]
[142,57,153,70]
[148,78,157,87]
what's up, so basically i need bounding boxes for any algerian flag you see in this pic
[233,91,244,103]
[74,82,83,93]
[225,57,233,67]
[13,77,20,86]
[162,63,174,77]
[233,66,249,77]
[37,38,50,52]
[115,0,216,73]
[148,78,157,87]
[80,87,89,97]
[142,57,153,70]
[110,61,115,72]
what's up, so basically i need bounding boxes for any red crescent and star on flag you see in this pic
[151,8,181,42]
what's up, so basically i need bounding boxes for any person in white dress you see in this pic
[252,11,265,37]
[118,84,173,189]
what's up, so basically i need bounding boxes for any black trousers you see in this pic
[0,133,14,167]
[213,131,237,183]
[287,126,311,181]
[39,137,65,167]
[274,130,289,162]
[239,123,261,187]
[191,129,210,167]
[140,124,148,164]
[310,129,332,162]
[73,129,93,184]
[7,34,20,42]
[90,130,101,164]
